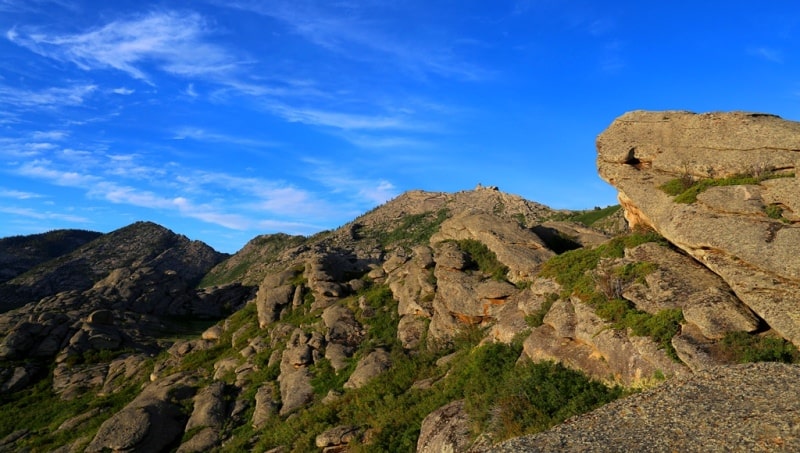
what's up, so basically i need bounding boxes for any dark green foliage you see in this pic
[719,332,800,363]
[619,308,684,361]
[569,205,622,227]
[359,285,401,349]
[539,230,666,297]
[660,172,795,204]
[614,262,657,285]
[549,205,621,227]
[487,359,624,440]
[456,239,509,281]
[538,231,681,359]
[374,209,449,248]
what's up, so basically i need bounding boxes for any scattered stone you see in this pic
[417,400,473,453]
[344,348,392,389]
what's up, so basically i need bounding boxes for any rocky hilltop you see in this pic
[1,111,799,452]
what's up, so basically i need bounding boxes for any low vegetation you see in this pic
[455,239,509,281]
[718,331,800,364]
[373,209,450,248]
[659,171,794,204]
[539,230,682,360]
[556,205,622,227]
[0,362,146,451]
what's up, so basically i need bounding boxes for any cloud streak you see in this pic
[0,83,97,108]
[7,11,239,83]
[219,1,488,81]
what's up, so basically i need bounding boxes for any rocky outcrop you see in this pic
[597,111,800,346]
[344,348,392,389]
[417,400,474,453]
[431,212,554,283]
[86,373,197,452]
[315,425,362,452]
[522,297,688,386]
[491,363,800,452]
[278,329,316,415]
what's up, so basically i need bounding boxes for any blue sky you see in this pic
[1,1,799,253]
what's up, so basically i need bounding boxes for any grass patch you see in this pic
[455,239,509,281]
[374,209,449,248]
[538,231,681,359]
[549,205,621,227]
[660,172,795,204]
[718,331,800,363]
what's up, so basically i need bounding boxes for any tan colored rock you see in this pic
[185,381,227,431]
[619,242,759,338]
[344,348,392,389]
[431,212,555,282]
[597,110,800,346]
[256,284,295,328]
[523,299,688,386]
[322,304,363,347]
[417,400,473,453]
[252,384,279,429]
[671,323,723,372]
[397,315,428,349]
[386,246,436,317]
[315,425,361,451]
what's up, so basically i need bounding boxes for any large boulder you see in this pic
[431,212,555,282]
[597,111,800,346]
[417,400,474,453]
[86,373,197,453]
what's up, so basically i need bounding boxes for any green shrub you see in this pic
[538,231,681,360]
[374,209,449,248]
[719,331,800,363]
[456,239,509,281]
[659,172,794,204]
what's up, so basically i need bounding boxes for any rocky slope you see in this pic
[1,111,799,452]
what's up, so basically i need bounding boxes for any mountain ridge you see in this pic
[1,111,798,452]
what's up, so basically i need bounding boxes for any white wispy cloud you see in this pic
[8,152,346,231]
[17,159,100,186]
[0,188,42,199]
[219,1,487,81]
[32,130,69,140]
[172,127,281,148]
[112,87,135,95]
[303,158,399,205]
[7,11,239,83]
[0,84,97,108]
[270,104,414,131]
[747,46,783,63]
[0,206,89,223]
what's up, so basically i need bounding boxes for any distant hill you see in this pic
[0,229,101,285]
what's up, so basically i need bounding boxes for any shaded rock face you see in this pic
[597,111,800,346]
[86,373,197,453]
[0,223,239,370]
